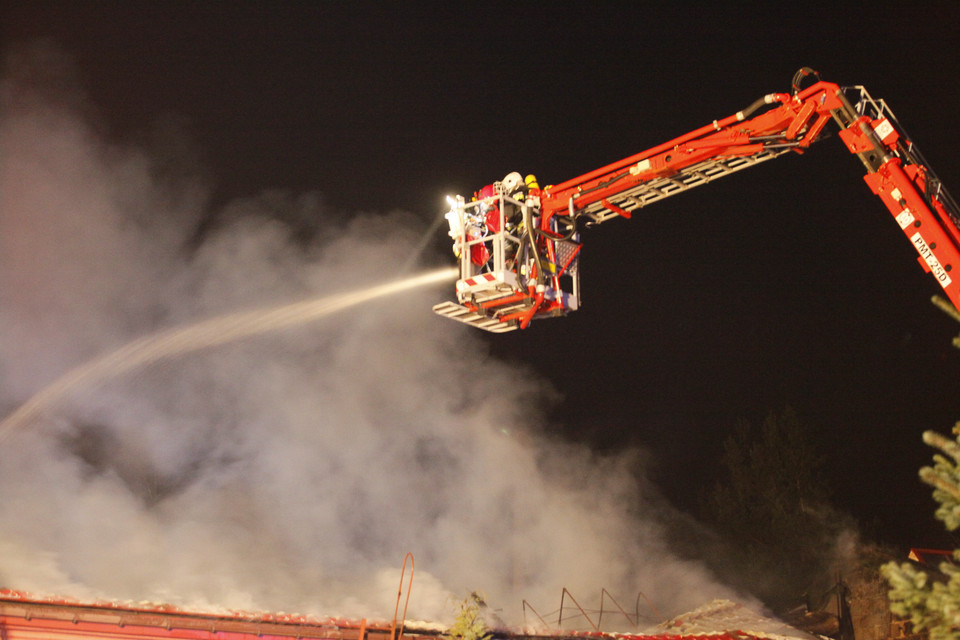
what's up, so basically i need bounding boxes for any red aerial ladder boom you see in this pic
[432,68,960,334]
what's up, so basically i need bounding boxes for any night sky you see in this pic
[4,1,960,551]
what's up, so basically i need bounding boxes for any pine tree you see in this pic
[882,422,960,640]
[701,407,844,611]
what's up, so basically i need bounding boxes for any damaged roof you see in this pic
[0,590,814,640]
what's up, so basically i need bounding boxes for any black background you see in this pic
[4,1,960,550]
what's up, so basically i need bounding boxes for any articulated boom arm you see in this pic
[539,81,836,226]
[433,70,960,333]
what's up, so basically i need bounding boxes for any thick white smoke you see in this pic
[0,45,746,626]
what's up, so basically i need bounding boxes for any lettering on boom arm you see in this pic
[911,232,953,286]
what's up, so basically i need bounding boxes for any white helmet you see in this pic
[501,171,524,194]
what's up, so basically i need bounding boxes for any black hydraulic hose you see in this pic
[554,210,578,241]
[571,169,632,202]
[792,67,820,94]
[738,95,774,121]
[517,234,539,290]
[521,206,546,287]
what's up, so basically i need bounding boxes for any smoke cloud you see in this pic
[0,44,746,627]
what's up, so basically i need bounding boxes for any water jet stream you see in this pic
[0,266,458,442]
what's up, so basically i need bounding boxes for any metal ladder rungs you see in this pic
[582,149,790,222]
[432,301,519,333]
